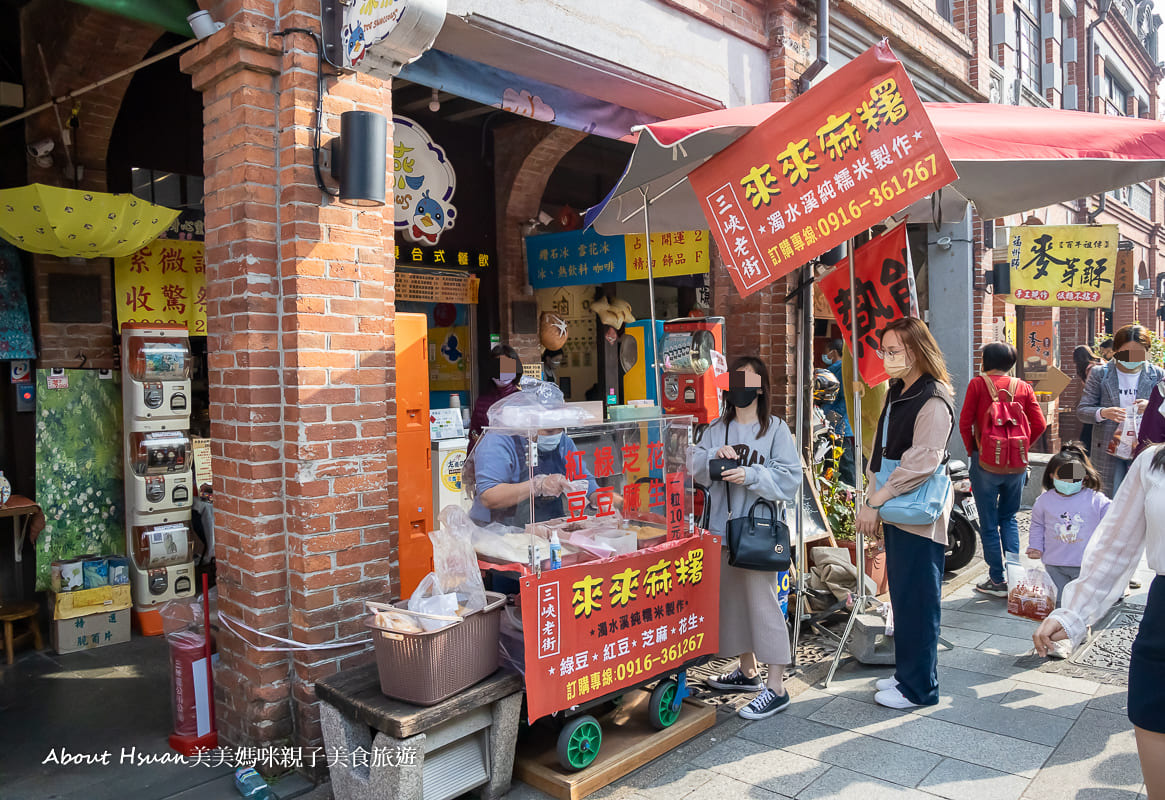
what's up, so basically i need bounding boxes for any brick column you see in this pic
[183,9,396,751]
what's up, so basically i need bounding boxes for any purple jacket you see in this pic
[1137,380,1165,455]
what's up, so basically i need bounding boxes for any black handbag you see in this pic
[722,423,792,571]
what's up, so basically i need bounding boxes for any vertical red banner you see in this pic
[688,41,957,298]
[665,471,685,540]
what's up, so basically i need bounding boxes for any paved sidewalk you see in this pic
[501,556,1154,800]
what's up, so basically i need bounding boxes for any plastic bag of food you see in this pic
[406,574,462,631]
[417,506,487,614]
[1107,411,1140,461]
[1007,564,1057,621]
[486,380,589,429]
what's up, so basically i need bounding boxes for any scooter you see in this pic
[945,459,979,572]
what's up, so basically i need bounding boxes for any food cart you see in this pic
[461,389,721,771]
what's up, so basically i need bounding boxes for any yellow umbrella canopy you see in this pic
[0,183,180,259]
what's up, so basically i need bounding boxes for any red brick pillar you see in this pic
[182,13,396,750]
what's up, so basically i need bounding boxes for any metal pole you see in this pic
[791,271,807,667]
[640,187,663,402]
[825,239,873,687]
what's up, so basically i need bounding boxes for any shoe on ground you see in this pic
[874,686,922,709]
[875,676,899,692]
[706,667,763,692]
[1129,579,1142,589]
[974,578,1009,598]
[1047,640,1072,660]
[739,688,791,720]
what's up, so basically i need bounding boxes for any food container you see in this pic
[365,591,505,706]
[82,557,109,589]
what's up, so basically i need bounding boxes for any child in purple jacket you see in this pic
[1027,443,1112,623]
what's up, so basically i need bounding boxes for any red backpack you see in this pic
[977,376,1031,473]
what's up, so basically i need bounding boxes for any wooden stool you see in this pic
[0,601,43,665]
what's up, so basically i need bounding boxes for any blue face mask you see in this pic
[537,432,562,452]
[1117,359,1145,371]
[822,354,834,366]
[1053,478,1083,496]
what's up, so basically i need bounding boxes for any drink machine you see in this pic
[121,324,196,635]
[660,317,724,424]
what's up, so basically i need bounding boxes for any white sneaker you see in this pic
[875,676,899,692]
[874,686,922,709]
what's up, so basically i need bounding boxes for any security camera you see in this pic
[28,138,54,158]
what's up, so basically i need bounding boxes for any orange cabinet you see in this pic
[395,313,434,597]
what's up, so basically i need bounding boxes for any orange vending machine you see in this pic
[395,313,434,597]
[660,317,725,424]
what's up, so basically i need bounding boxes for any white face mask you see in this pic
[537,432,562,452]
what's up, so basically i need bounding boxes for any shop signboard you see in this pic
[395,243,493,270]
[525,228,709,289]
[1022,317,1055,372]
[818,223,919,386]
[393,115,457,246]
[688,42,957,299]
[114,240,207,336]
[519,533,721,721]
[1007,224,1118,308]
[1114,248,1136,294]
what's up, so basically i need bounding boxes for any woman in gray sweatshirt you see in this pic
[693,356,802,720]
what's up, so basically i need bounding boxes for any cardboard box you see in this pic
[52,585,132,620]
[51,608,131,654]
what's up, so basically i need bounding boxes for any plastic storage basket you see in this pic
[365,592,506,706]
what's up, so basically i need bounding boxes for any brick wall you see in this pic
[182,1,397,752]
[20,0,161,368]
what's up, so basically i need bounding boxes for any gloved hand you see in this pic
[532,473,571,497]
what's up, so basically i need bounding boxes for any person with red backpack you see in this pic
[959,342,1047,597]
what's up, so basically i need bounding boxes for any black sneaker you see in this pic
[705,667,763,692]
[739,688,791,720]
[974,578,1008,598]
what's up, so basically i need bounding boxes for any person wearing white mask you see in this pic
[1077,324,1164,494]
[857,317,955,710]
[468,427,598,528]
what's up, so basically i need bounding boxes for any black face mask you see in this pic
[725,388,760,408]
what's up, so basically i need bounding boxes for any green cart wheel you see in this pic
[648,679,682,730]
[557,714,602,771]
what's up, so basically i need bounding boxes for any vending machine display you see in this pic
[661,317,725,424]
[129,522,195,601]
[127,431,194,515]
[123,326,192,425]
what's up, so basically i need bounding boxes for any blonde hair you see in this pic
[880,317,953,394]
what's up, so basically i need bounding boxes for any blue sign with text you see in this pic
[526,229,627,289]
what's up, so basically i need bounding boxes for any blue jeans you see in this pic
[1113,457,1131,495]
[968,458,1025,584]
[884,524,944,705]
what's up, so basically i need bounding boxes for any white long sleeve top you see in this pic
[1050,446,1165,646]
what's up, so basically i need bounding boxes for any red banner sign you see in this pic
[520,534,721,722]
[689,41,957,298]
[819,223,919,386]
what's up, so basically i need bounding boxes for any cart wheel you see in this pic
[649,679,682,730]
[557,714,602,771]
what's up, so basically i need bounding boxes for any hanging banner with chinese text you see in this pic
[520,533,721,722]
[819,223,918,386]
[688,41,958,298]
[114,240,207,336]
[525,228,709,289]
[1007,224,1118,308]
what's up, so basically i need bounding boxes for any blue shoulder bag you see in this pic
[873,406,951,526]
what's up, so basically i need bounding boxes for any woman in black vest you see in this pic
[856,317,955,709]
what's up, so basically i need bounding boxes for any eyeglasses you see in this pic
[875,347,906,359]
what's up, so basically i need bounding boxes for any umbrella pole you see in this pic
[791,277,807,667]
[825,238,873,688]
[640,186,663,402]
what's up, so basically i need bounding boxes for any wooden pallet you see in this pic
[513,690,716,800]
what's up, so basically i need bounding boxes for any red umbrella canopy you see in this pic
[587,102,1165,233]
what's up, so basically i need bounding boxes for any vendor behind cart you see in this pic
[469,428,600,527]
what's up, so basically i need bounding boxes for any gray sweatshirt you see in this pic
[692,417,803,535]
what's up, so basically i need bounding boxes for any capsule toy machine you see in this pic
[121,324,197,635]
[660,317,724,424]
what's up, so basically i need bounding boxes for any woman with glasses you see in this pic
[857,318,955,709]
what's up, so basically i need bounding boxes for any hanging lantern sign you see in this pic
[393,115,458,246]
[322,0,447,76]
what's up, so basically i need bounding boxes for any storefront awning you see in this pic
[0,184,180,259]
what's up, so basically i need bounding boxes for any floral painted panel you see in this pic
[34,369,125,590]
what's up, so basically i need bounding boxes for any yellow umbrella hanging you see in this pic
[0,183,180,259]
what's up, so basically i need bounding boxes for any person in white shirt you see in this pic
[1034,444,1165,798]
[1076,325,1164,495]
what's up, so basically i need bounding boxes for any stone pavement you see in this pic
[501,548,1155,800]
